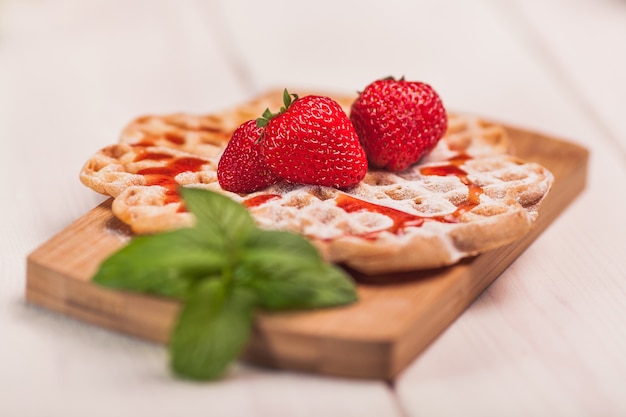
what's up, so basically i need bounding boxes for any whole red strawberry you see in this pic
[258,90,367,188]
[218,119,280,193]
[350,77,448,171]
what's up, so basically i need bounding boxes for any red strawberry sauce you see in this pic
[336,155,484,238]
[242,194,282,208]
[133,148,206,211]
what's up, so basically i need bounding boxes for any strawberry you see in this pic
[350,77,448,171]
[217,119,280,193]
[258,90,367,189]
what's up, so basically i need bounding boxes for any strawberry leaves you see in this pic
[92,187,357,380]
[255,89,298,128]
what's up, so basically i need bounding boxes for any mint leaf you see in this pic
[241,229,357,309]
[243,229,321,261]
[180,187,256,252]
[169,279,256,380]
[243,259,357,309]
[93,229,226,298]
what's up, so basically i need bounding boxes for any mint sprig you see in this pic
[92,187,357,380]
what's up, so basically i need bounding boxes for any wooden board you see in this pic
[26,122,589,380]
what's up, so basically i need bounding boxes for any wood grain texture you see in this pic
[25,122,588,380]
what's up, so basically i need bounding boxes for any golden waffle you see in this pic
[80,91,553,274]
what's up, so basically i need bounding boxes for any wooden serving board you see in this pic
[26,123,589,380]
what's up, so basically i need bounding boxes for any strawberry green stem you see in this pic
[256,88,298,128]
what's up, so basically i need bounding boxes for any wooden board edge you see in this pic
[26,253,178,344]
[387,125,589,379]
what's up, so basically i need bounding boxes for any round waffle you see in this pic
[80,90,553,274]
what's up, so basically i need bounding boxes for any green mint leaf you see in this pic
[93,229,226,298]
[243,260,357,309]
[169,279,257,380]
[243,229,321,261]
[180,187,257,252]
[240,230,357,309]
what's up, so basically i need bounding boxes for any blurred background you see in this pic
[2,0,624,224]
[2,0,625,125]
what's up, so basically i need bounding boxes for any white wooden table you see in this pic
[2,0,625,415]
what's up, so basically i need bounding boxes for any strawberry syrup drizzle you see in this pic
[242,194,282,208]
[336,154,484,238]
[134,151,173,162]
[134,150,206,211]
[336,194,425,235]
[164,131,186,145]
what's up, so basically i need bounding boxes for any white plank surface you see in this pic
[511,0,626,157]
[2,0,625,416]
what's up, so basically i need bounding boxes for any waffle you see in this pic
[80,90,553,274]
